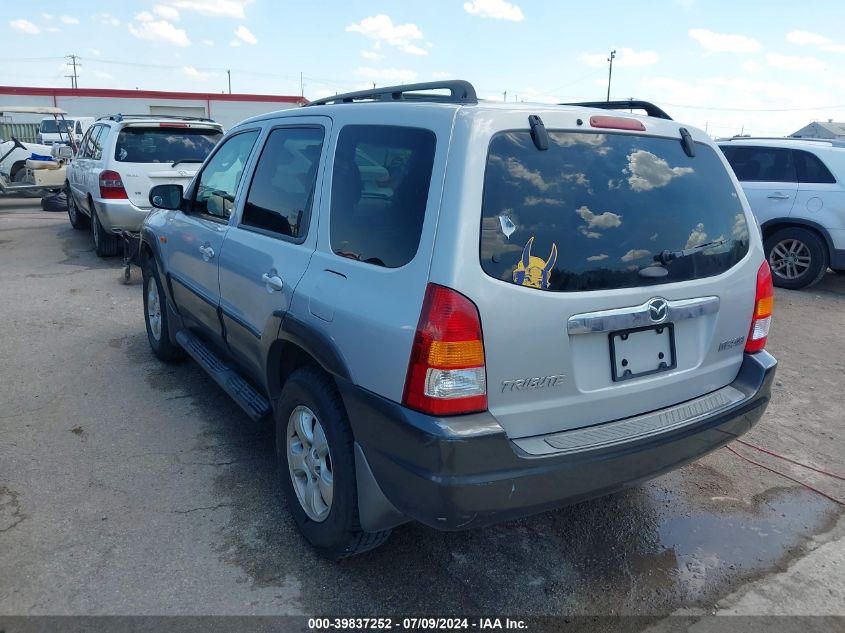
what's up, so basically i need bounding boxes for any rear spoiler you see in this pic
[560,100,672,121]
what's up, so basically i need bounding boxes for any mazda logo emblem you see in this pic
[648,298,668,323]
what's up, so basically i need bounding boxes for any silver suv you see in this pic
[65,115,223,256]
[140,82,777,558]
[719,137,845,288]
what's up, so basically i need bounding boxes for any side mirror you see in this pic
[149,183,183,210]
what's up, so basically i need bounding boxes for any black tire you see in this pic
[65,183,90,229]
[764,226,828,290]
[276,367,391,559]
[142,259,185,363]
[91,204,120,257]
[40,192,67,212]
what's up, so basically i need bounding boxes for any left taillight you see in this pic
[99,170,127,200]
[403,283,487,416]
[745,261,773,353]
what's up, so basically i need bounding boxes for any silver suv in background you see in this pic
[139,82,777,558]
[719,137,845,288]
[65,115,223,256]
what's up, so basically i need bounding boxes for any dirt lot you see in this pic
[0,198,843,620]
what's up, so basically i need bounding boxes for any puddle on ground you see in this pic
[159,376,842,616]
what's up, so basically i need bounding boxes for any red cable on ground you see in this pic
[724,445,844,506]
[734,438,845,481]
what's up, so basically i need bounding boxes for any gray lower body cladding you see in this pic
[341,351,777,531]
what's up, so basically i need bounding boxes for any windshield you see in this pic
[480,130,750,292]
[114,127,222,163]
[40,119,76,133]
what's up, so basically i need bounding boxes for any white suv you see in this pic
[719,137,845,288]
[65,115,223,256]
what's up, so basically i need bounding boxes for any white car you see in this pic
[65,114,223,256]
[36,115,95,145]
[719,137,845,288]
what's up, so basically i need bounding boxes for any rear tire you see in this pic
[65,184,89,229]
[91,204,120,257]
[276,367,391,559]
[764,227,828,290]
[142,259,185,363]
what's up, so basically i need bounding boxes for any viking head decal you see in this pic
[513,237,558,289]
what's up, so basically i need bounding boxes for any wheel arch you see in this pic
[760,218,834,257]
[10,160,26,179]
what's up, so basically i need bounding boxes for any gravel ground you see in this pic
[0,198,842,620]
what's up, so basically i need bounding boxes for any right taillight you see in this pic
[746,261,773,353]
[99,170,127,200]
[403,283,487,416]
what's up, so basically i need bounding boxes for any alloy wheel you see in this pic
[286,405,333,522]
[769,238,811,281]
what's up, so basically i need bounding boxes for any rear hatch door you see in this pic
[115,122,223,208]
[455,111,760,439]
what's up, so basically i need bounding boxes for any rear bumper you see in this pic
[341,351,777,532]
[93,198,151,232]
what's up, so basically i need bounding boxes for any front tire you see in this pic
[91,205,120,257]
[142,259,185,363]
[66,183,89,230]
[764,227,828,290]
[276,367,391,559]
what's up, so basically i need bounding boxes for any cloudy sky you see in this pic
[4,0,845,136]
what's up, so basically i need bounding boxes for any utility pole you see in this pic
[227,69,231,94]
[300,71,304,98]
[65,54,81,89]
[606,50,616,102]
[503,90,507,102]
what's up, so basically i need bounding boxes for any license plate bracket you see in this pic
[609,323,677,382]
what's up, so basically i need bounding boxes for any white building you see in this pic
[0,85,306,130]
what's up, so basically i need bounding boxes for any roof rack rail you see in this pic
[97,114,216,123]
[305,80,478,106]
[560,99,673,121]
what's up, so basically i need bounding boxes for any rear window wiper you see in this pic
[655,239,727,265]
[171,158,204,167]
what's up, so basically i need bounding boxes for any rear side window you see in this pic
[722,146,797,182]
[330,125,436,268]
[114,127,222,163]
[481,131,750,292]
[241,126,324,240]
[795,150,836,184]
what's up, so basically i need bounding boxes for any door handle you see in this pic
[767,193,791,199]
[199,244,215,261]
[261,273,284,292]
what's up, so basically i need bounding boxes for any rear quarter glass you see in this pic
[480,131,750,292]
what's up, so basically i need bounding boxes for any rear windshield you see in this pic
[114,127,222,163]
[481,131,750,292]
[40,119,75,133]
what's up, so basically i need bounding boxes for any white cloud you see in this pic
[346,14,429,55]
[581,47,659,68]
[154,4,181,20]
[685,223,708,248]
[181,66,214,81]
[202,39,215,46]
[60,16,79,25]
[93,13,121,27]
[587,254,609,262]
[163,0,251,18]
[10,19,39,34]
[229,39,241,47]
[576,205,622,229]
[128,19,191,47]
[463,0,524,21]
[432,71,452,79]
[787,30,830,47]
[689,28,761,53]
[742,60,762,73]
[360,49,383,60]
[627,150,693,192]
[88,47,101,56]
[621,249,651,262]
[41,12,53,20]
[355,66,418,84]
[766,53,825,72]
[234,25,257,44]
[44,26,61,33]
[135,11,155,22]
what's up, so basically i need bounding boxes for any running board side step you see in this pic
[175,330,271,421]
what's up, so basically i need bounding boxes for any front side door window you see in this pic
[192,130,260,220]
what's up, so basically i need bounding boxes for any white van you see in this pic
[37,116,94,145]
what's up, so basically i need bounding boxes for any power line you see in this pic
[65,54,81,89]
